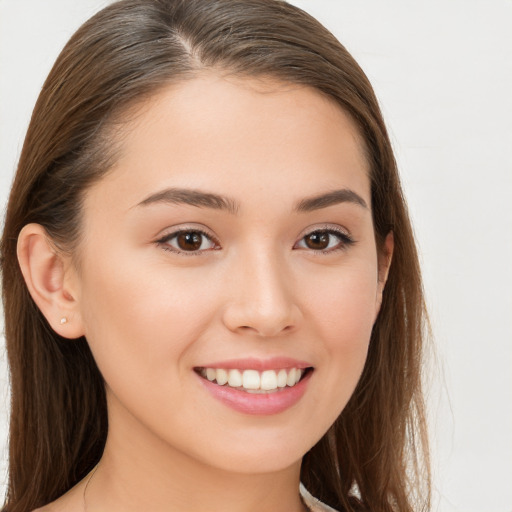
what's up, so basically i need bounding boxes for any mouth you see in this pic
[194,366,314,394]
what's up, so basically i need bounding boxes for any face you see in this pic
[70,74,389,474]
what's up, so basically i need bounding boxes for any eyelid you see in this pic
[154,223,354,255]
[294,224,355,252]
[155,225,221,255]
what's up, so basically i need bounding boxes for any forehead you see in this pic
[87,73,371,213]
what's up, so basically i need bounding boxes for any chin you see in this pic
[185,424,324,475]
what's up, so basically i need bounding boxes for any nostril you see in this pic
[222,300,302,337]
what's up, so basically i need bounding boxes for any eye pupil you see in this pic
[305,231,330,250]
[177,232,203,251]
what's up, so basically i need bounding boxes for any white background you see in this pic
[1,1,511,510]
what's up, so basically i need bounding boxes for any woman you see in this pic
[0,1,430,511]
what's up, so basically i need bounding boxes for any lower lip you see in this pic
[197,371,312,415]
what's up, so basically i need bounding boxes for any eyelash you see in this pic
[294,227,355,254]
[156,228,220,256]
[156,227,355,256]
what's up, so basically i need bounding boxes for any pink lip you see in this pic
[196,356,312,371]
[195,368,313,416]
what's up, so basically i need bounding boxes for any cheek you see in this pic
[77,251,220,385]
[303,261,378,414]
[307,259,379,347]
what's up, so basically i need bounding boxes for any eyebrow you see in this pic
[294,188,368,212]
[136,187,368,214]
[137,187,239,214]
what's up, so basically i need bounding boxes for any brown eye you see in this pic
[159,230,217,253]
[176,232,203,251]
[304,231,330,250]
[295,229,354,252]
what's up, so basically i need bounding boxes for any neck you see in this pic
[85,399,306,512]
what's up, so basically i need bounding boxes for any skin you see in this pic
[20,74,392,512]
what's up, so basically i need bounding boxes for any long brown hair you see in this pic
[1,1,430,511]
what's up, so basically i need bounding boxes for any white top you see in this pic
[300,484,339,512]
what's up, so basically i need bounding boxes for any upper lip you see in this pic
[195,357,313,371]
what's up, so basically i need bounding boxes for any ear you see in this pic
[374,231,394,321]
[17,223,85,339]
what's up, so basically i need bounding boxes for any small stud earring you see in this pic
[60,317,68,325]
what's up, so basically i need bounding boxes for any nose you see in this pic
[221,250,302,337]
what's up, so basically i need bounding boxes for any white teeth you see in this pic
[216,368,228,385]
[200,367,307,391]
[260,370,278,391]
[277,369,288,388]
[286,368,297,386]
[228,369,242,387]
[242,370,260,390]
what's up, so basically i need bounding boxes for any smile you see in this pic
[196,367,310,393]
[195,359,314,415]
